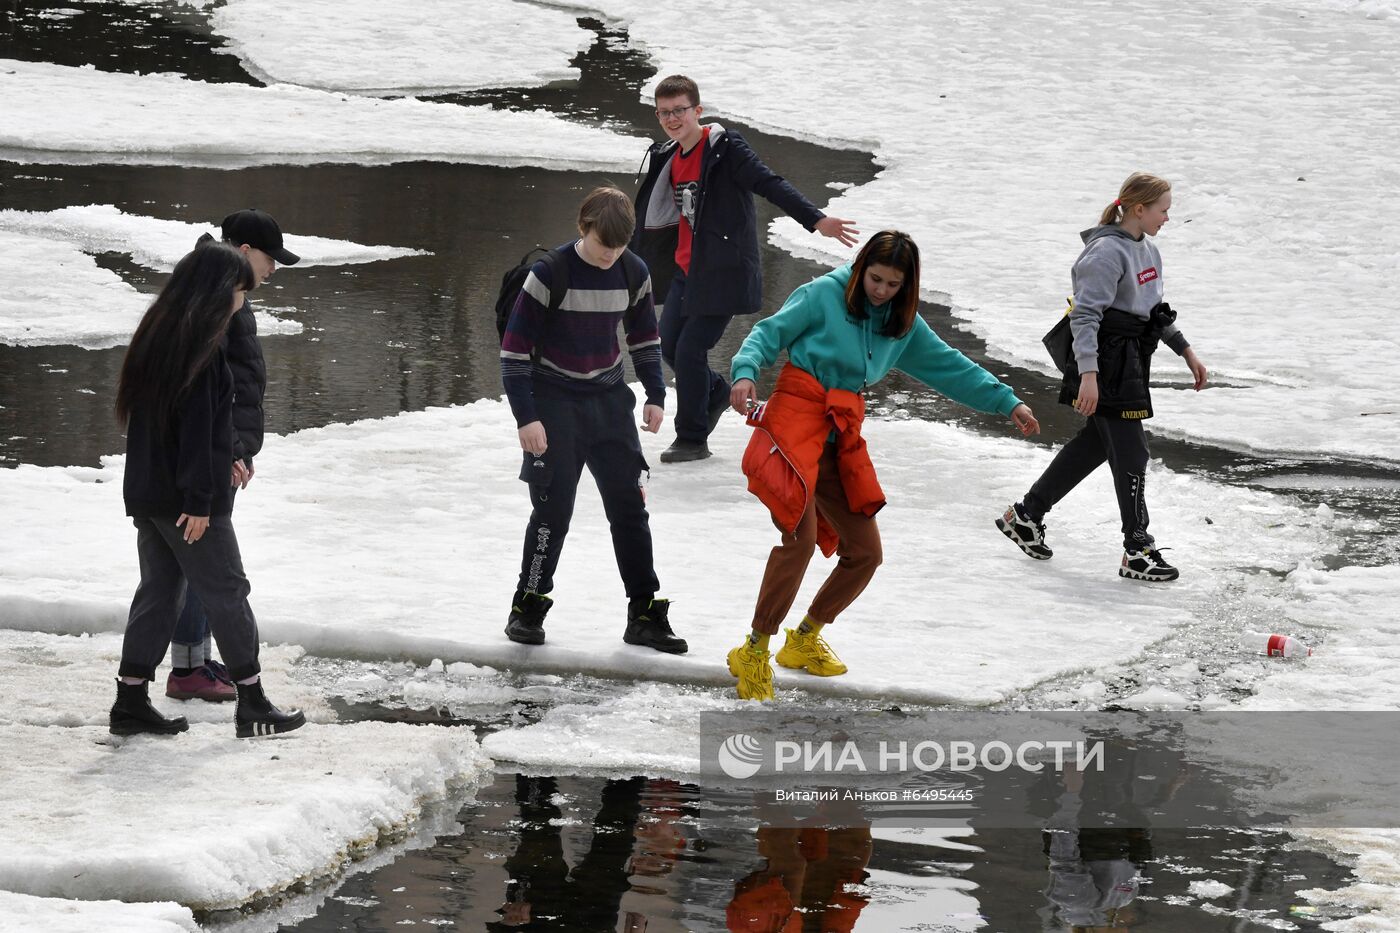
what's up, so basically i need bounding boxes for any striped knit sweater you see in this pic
[501,242,665,427]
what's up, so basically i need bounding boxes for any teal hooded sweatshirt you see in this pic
[731,264,1022,417]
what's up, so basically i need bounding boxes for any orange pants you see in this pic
[752,444,882,635]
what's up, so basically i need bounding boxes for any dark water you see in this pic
[0,3,1380,929]
[268,768,1352,933]
[242,671,1360,932]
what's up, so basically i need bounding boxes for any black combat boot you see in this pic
[623,598,688,654]
[235,679,307,738]
[109,678,189,736]
[505,590,553,645]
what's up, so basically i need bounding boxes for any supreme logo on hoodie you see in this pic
[1137,266,1159,286]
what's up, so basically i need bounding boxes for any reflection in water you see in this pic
[489,775,683,932]
[1041,826,1150,932]
[272,765,1355,932]
[1033,735,1179,931]
[726,800,873,933]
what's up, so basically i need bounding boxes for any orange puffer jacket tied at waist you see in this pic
[741,364,886,557]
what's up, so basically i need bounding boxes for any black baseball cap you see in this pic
[220,208,300,265]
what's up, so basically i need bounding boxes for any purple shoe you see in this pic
[203,658,235,685]
[166,666,236,702]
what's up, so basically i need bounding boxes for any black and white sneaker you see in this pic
[1120,546,1179,582]
[995,502,1052,560]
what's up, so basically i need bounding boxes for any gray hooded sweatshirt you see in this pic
[1069,224,1190,373]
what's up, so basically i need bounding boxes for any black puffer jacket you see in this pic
[1058,302,1177,419]
[226,297,267,464]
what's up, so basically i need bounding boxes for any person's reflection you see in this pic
[1039,765,1155,931]
[491,775,685,932]
[628,778,688,891]
[727,800,873,933]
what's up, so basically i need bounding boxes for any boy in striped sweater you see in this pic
[500,187,687,654]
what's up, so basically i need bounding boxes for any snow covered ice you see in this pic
[212,0,595,95]
[0,206,426,348]
[0,59,643,171]
[0,891,198,933]
[0,630,489,913]
[0,391,1345,707]
[0,205,429,273]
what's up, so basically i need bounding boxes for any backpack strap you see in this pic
[530,247,571,363]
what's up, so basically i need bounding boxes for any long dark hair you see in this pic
[115,241,255,426]
[844,230,921,339]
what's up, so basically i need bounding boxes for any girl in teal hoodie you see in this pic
[726,230,1040,701]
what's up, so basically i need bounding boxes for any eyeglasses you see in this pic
[655,105,694,120]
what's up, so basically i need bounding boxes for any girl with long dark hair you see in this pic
[110,241,304,738]
[725,231,1041,701]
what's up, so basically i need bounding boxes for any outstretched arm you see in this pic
[727,131,844,238]
[896,318,1023,417]
[730,282,822,386]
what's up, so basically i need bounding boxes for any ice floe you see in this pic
[212,0,594,94]
[0,59,643,171]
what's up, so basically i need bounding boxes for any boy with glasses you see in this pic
[632,74,859,463]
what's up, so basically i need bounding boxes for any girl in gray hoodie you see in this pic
[996,173,1208,581]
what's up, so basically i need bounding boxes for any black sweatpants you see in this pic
[517,381,659,600]
[119,514,261,682]
[1023,416,1154,550]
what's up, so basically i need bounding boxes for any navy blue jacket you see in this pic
[632,125,825,317]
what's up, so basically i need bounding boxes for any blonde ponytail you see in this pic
[1099,172,1171,226]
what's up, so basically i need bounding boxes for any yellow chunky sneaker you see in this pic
[727,641,775,701]
[775,627,848,676]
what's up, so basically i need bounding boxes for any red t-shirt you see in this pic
[670,127,709,275]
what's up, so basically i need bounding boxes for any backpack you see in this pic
[495,245,648,360]
[495,247,569,346]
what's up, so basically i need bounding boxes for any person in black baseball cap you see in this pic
[165,209,298,702]
[220,208,301,273]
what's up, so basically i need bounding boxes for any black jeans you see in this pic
[517,381,658,600]
[660,273,732,442]
[119,514,261,682]
[170,484,239,656]
[1024,417,1154,550]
